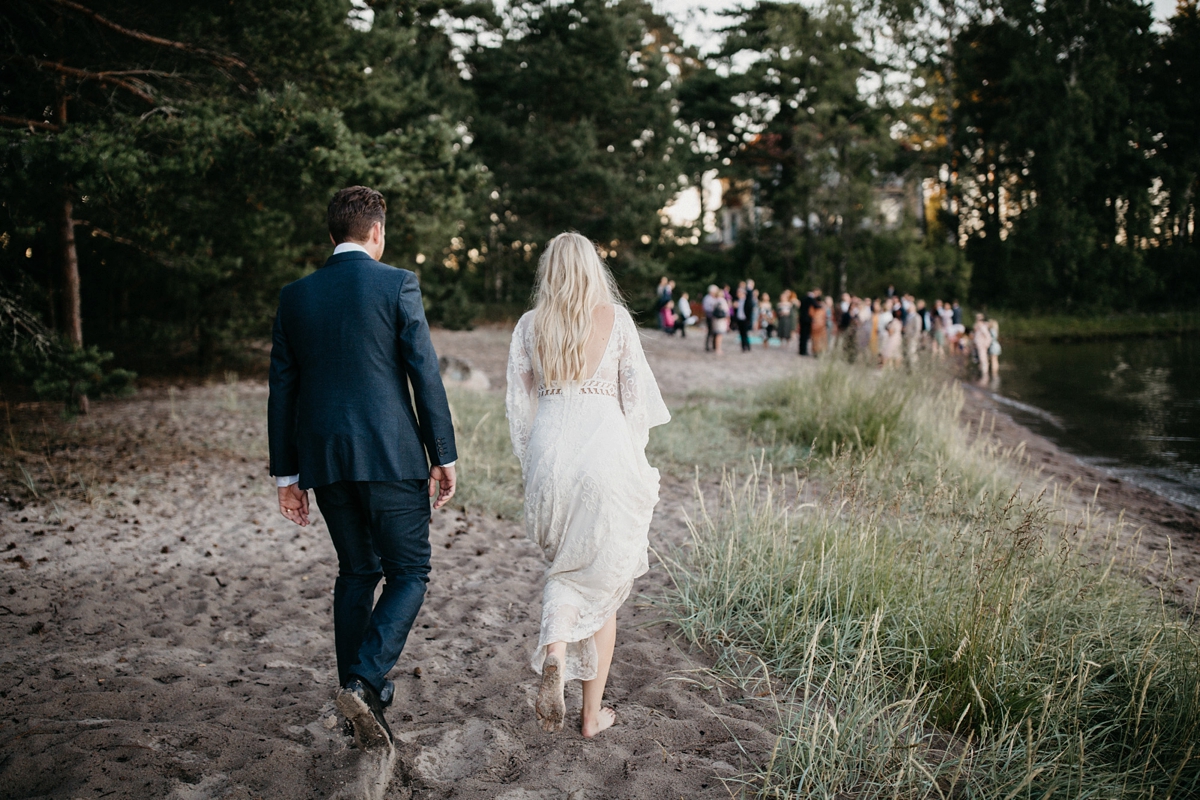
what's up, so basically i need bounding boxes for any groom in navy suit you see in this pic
[268,186,457,750]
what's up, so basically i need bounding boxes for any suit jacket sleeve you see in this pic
[267,296,300,477]
[397,272,457,466]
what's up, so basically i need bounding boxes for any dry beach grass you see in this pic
[658,360,1200,798]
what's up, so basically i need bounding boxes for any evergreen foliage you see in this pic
[1,287,134,412]
[1,0,480,367]
[1,0,1196,376]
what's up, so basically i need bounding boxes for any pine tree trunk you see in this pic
[782,205,796,287]
[56,75,88,413]
[942,0,959,245]
[60,195,82,349]
[56,76,83,350]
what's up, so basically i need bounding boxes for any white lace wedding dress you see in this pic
[506,306,670,681]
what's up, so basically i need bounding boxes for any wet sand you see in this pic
[2,325,1196,798]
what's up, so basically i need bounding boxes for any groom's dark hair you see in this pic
[327,186,387,244]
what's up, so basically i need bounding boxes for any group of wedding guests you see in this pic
[655,278,1001,379]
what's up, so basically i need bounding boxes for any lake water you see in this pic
[990,336,1200,510]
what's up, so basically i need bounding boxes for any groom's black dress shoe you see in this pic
[336,678,393,750]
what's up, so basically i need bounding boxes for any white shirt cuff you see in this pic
[439,460,456,468]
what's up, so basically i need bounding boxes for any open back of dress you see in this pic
[506,305,670,680]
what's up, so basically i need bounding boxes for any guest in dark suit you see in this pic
[735,286,752,352]
[268,186,457,750]
[744,278,758,332]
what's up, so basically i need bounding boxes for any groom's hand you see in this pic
[278,484,310,527]
[429,464,456,511]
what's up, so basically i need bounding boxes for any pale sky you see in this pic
[651,0,1182,54]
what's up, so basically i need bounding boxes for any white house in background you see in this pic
[660,173,767,247]
[876,175,913,230]
[715,179,766,246]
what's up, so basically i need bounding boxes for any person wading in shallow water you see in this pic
[268,186,457,751]
[505,232,670,738]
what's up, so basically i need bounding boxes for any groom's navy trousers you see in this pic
[315,480,431,691]
[267,249,457,698]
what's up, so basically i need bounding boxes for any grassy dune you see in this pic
[664,362,1200,798]
[446,362,1200,798]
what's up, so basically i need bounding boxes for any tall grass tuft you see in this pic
[444,387,524,519]
[752,364,918,456]
[661,359,1200,798]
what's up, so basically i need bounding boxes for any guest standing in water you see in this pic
[973,313,993,381]
[505,232,670,737]
[988,319,1001,380]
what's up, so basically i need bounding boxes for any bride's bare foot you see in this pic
[535,655,565,732]
[581,706,616,738]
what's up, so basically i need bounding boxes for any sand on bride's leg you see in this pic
[581,615,617,738]
[536,642,567,733]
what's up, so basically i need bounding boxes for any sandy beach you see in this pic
[2,325,1196,799]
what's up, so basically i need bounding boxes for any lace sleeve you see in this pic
[616,308,671,450]
[505,313,538,462]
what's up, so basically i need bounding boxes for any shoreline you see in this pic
[960,381,1200,608]
[979,380,1200,513]
[961,382,1200,533]
[991,310,1200,343]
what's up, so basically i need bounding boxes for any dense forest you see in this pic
[1,0,1197,379]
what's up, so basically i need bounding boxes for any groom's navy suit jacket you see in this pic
[268,250,457,490]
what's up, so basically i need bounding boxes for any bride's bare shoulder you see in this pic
[602,303,637,324]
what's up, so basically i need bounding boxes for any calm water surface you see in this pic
[992,336,1200,509]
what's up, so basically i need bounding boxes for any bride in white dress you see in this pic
[506,232,670,737]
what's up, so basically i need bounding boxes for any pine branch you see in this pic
[0,288,56,356]
[21,56,156,103]
[41,0,259,84]
[0,114,60,132]
[74,221,178,269]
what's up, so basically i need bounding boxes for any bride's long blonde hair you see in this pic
[533,232,621,386]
